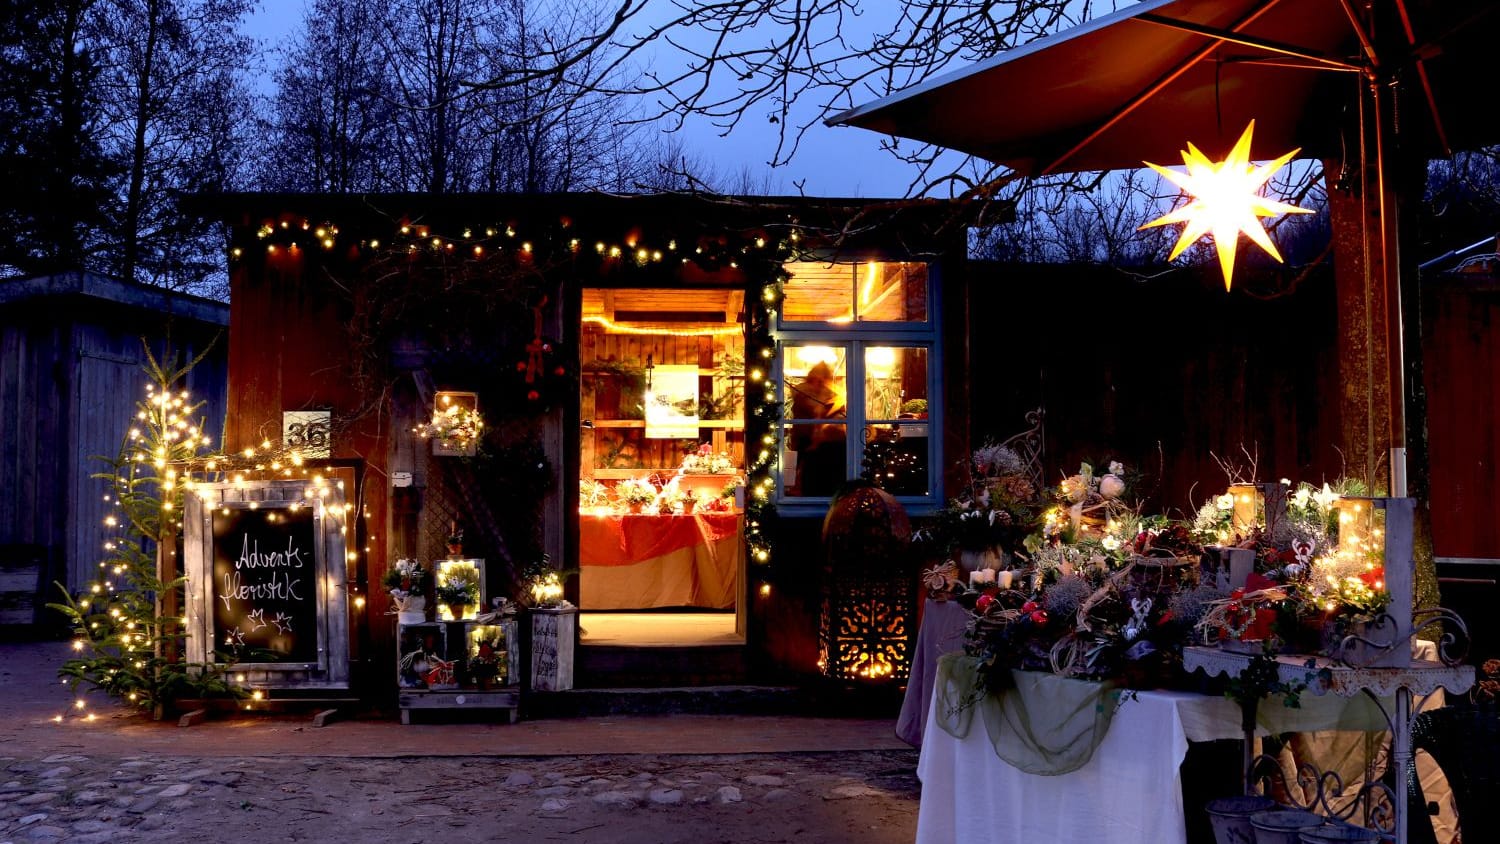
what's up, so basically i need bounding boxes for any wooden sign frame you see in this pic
[184,478,351,689]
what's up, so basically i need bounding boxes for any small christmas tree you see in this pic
[49,341,243,720]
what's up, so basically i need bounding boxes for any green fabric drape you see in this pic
[933,653,1121,775]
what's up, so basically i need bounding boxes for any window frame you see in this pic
[773,257,942,515]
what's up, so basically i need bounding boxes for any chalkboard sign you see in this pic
[211,506,320,664]
[185,478,350,688]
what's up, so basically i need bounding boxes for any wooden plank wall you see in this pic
[965,262,1345,517]
[227,258,389,669]
[1,299,227,604]
[1423,278,1500,561]
[0,316,68,578]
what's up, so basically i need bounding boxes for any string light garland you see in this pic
[230,207,810,596]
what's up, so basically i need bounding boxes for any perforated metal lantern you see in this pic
[819,484,915,682]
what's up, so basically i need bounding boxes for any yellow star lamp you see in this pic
[1140,120,1312,291]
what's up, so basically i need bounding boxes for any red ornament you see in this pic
[1029,610,1048,625]
[527,390,540,401]
[515,362,528,372]
[975,594,994,613]
[553,366,565,376]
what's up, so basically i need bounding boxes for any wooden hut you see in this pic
[0,272,227,632]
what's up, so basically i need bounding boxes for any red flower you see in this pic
[1359,566,1386,588]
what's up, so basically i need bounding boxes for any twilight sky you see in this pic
[242,1,928,198]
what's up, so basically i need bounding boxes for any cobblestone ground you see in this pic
[0,749,919,843]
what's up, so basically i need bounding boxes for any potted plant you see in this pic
[382,558,429,623]
[617,478,657,514]
[445,522,464,557]
[900,398,928,419]
[466,627,506,689]
[435,564,480,621]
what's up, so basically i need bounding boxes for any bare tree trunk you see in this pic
[122,0,160,284]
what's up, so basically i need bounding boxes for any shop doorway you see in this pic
[577,287,746,647]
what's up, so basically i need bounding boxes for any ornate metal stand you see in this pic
[1184,645,1475,844]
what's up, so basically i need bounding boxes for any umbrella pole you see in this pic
[1370,74,1409,498]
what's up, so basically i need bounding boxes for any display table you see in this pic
[579,512,741,609]
[916,650,1470,844]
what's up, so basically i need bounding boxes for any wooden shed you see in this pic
[0,272,227,631]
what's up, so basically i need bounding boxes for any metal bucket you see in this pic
[1204,796,1278,844]
[1249,809,1327,844]
[1299,822,1383,843]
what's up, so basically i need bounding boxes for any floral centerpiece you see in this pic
[680,444,737,475]
[1191,476,1393,661]
[467,628,507,687]
[931,458,1205,693]
[580,479,611,509]
[434,564,481,620]
[383,558,428,623]
[616,477,658,513]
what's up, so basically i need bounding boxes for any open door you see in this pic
[577,287,746,647]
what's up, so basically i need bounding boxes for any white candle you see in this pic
[996,570,1013,589]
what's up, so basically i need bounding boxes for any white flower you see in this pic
[1102,535,1121,551]
[1215,493,1235,511]
[1312,483,1340,511]
[1109,461,1124,476]
[1292,487,1311,508]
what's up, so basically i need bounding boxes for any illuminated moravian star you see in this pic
[1140,121,1312,290]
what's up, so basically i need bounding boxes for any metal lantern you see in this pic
[819,483,914,682]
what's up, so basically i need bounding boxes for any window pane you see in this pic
[782,262,853,322]
[783,421,847,497]
[864,346,927,420]
[858,262,927,322]
[863,424,930,497]
[783,346,847,420]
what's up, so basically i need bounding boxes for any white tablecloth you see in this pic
[915,644,1456,844]
[916,688,1245,844]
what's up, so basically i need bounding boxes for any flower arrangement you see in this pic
[521,554,572,609]
[467,628,507,684]
[923,443,1042,555]
[617,477,658,509]
[382,558,428,598]
[434,564,481,616]
[680,444,737,474]
[580,478,611,509]
[414,402,484,447]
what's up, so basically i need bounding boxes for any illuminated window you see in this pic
[776,261,938,509]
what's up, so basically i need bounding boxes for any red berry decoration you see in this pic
[527,390,540,401]
[515,362,527,372]
[553,366,565,376]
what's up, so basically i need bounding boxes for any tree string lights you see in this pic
[51,343,245,721]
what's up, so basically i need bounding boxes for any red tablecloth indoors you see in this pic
[579,513,742,609]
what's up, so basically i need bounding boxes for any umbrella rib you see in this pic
[1336,0,1380,69]
[1135,13,1362,73]
[1041,0,1290,176]
[1392,0,1449,156]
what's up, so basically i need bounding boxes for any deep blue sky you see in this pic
[243,1,923,197]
